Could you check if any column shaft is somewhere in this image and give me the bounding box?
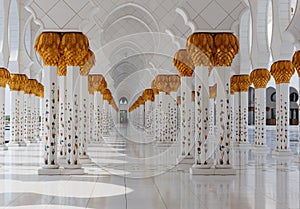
[19,91,26,146]
[34,96,40,141]
[154,94,159,140]
[276,83,290,151]
[42,66,59,168]
[94,92,103,142]
[58,76,66,157]
[208,98,215,138]
[65,66,80,167]
[234,92,240,144]
[0,87,7,149]
[169,92,177,142]
[79,76,89,156]
[9,91,19,145]
[89,93,94,144]
[180,76,193,157]
[254,88,267,146]
[145,100,151,135]
[240,91,248,144]
[194,66,211,166]
[215,68,232,167]
[102,100,109,136]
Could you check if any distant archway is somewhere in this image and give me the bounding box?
[119,97,128,105]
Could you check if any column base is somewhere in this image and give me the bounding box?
[232,141,240,147]
[176,155,194,165]
[190,166,236,175]
[30,139,38,143]
[0,145,8,151]
[38,166,84,175]
[19,141,27,147]
[62,164,82,169]
[89,142,104,147]
[61,167,85,175]
[8,142,24,147]
[252,145,270,153]
[237,142,251,148]
[272,150,293,158]
[79,155,92,164]
[38,167,63,175]
[156,142,174,147]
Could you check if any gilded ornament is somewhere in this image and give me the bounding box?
[214,33,239,67]
[58,55,67,76]
[35,32,61,66]
[236,75,251,92]
[250,68,271,89]
[80,49,95,76]
[270,60,295,84]
[187,33,214,66]
[60,32,89,66]
[168,75,181,92]
[0,67,10,88]
[292,51,300,77]
[174,49,194,77]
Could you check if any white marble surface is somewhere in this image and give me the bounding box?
[0,124,299,209]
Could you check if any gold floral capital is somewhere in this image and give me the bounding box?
[250,68,271,89]
[270,60,295,84]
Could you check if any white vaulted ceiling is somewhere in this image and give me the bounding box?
[24,0,248,102]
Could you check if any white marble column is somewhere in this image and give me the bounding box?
[25,93,34,143]
[79,75,89,157]
[64,66,81,169]
[9,91,19,146]
[208,97,215,138]
[23,93,28,143]
[230,92,235,143]
[154,93,159,140]
[215,68,233,170]
[58,75,67,157]
[139,104,145,129]
[234,91,240,144]
[102,100,110,136]
[41,66,59,169]
[274,83,291,154]
[94,91,103,142]
[145,100,152,135]
[232,75,251,146]
[40,91,45,143]
[169,92,177,142]
[239,91,249,145]
[193,66,212,168]
[158,92,165,143]
[0,86,7,150]
[179,76,193,160]
[88,93,94,144]
[18,90,26,146]
[33,95,40,142]
[253,88,268,148]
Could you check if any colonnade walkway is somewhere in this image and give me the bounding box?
[0,123,300,209]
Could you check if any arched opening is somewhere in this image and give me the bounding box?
[289,88,299,125]
[119,97,128,105]
[119,97,128,123]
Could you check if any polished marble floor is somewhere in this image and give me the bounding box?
[0,124,300,209]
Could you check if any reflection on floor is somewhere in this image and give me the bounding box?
[0,124,300,209]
